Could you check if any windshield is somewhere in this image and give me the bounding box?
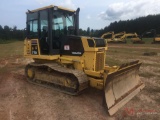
[26,9,75,39]
[52,10,75,38]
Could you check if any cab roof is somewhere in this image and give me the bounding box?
[27,5,75,13]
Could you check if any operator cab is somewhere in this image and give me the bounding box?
[26,5,79,55]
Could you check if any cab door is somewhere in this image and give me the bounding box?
[39,10,49,55]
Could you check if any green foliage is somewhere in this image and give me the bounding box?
[142,38,153,44]
[2,14,160,40]
[103,14,160,35]
[0,25,25,43]
[87,27,90,36]
[79,14,160,38]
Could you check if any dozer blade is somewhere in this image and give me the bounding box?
[104,60,145,116]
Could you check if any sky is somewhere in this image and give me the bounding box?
[0,0,160,30]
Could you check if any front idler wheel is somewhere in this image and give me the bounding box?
[25,65,35,81]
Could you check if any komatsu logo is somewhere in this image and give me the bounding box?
[72,52,81,55]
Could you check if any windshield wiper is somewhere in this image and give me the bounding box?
[64,14,72,24]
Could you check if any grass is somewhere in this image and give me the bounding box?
[142,63,160,68]
[0,40,24,58]
[0,66,9,74]
[106,57,122,66]
[0,39,23,44]
[146,86,160,93]
[139,72,156,78]
[143,52,157,56]
[142,38,154,44]
[108,43,160,57]
[0,40,12,44]
[106,43,160,80]
[125,38,153,44]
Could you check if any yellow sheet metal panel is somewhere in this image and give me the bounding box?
[104,66,119,73]
[80,37,107,71]
[27,5,75,13]
[60,55,83,70]
[155,37,160,41]
[24,38,60,60]
[88,77,103,90]
[84,70,103,78]
[24,39,40,56]
[81,37,99,51]
[83,51,96,70]
[24,39,31,55]
[24,55,60,60]
[131,37,141,41]
[58,6,75,12]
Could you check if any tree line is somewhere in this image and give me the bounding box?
[0,14,160,41]
[0,25,24,41]
[80,14,160,37]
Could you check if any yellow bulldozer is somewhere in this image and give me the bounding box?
[153,35,160,43]
[130,33,144,44]
[147,29,160,44]
[112,31,127,43]
[120,33,144,44]
[24,5,145,116]
[101,31,114,43]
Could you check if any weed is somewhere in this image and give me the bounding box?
[0,39,22,44]
[139,72,155,78]
[143,52,158,56]
[0,41,23,58]
[106,57,122,66]
[0,66,9,73]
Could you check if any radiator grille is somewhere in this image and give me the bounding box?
[95,52,104,71]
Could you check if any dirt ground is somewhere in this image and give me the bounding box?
[0,43,160,120]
